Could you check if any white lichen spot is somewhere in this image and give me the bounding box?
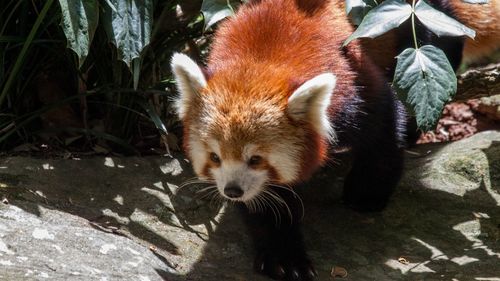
[0,166,7,169]
[139,276,151,281]
[113,195,124,205]
[99,244,117,254]
[159,159,183,176]
[37,272,49,278]
[0,260,13,266]
[104,157,115,167]
[32,228,54,240]
[16,256,28,262]
[42,163,54,170]
[117,164,125,168]
[24,269,33,276]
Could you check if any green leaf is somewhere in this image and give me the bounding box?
[201,0,242,31]
[345,0,378,26]
[414,0,475,38]
[58,0,99,67]
[344,0,412,46]
[394,45,457,131]
[103,0,153,68]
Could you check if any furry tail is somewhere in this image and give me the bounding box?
[449,0,500,62]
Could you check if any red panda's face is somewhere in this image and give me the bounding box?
[171,54,336,202]
[182,97,305,202]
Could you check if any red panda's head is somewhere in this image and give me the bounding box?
[171,53,336,202]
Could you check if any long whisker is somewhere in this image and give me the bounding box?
[196,188,219,201]
[196,185,218,194]
[260,192,281,226]
[264,189,293,225]
[178,178,215,189]
[267,183,305,220]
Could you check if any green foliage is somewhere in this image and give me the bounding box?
[102,0,153,68]
[0,0,205,153]
[413,0,475,38]
[344,0,412,45]
[394,46,457,131]
[345,0,476,130]
[57,0,99,67]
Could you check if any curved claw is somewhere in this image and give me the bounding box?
[254,252,317,281]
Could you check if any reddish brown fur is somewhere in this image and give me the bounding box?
[194,0,366,179]
[448,0,500,62]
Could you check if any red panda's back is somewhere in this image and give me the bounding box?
[206,0,364,110]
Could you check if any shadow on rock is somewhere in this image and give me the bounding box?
[0,131,499,280]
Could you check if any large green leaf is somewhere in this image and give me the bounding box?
[103,0,153,68]
[415,0,475,38]
[343,0,412,46]
[394,45,457,131]
[201,0,242,31]
[58,0,99,67]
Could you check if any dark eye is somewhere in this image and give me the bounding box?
[248,155,263,166]
[209,152,221,164]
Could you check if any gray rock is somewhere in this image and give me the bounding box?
[0,131,499,280]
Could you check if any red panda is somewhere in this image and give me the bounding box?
[171,0,405,280]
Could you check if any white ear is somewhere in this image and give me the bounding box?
[287,73,337,141]
[170,53,207,119]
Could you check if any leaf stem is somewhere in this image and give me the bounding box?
[411,0,419,49]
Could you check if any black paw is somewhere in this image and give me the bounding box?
[254,251,317,281]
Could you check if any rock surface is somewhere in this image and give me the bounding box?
[0,131,499,280]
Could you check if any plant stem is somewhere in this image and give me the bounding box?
[411,0,419,49]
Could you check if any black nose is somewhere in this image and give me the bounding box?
[224,183,244,198]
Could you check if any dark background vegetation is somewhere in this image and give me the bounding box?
[0,0,209,156]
